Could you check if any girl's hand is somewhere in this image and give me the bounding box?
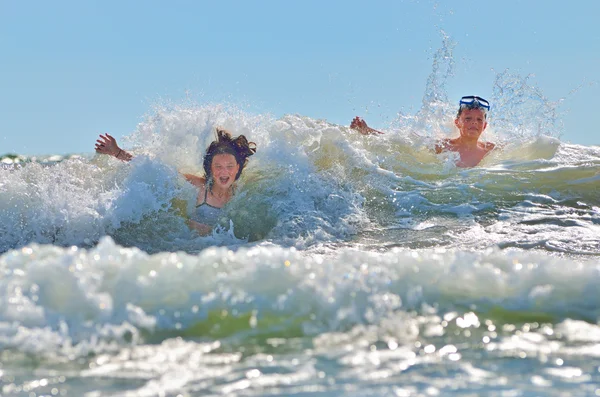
[95,133,121,157]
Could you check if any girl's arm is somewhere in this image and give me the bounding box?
[187,219,213,236]
[95,133,133,161]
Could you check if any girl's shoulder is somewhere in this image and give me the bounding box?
[182,173,206,188]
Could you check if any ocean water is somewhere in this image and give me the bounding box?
[2,51,600,396]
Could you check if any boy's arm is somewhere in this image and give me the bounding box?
[350,117,384,135]
[435,139,452,154]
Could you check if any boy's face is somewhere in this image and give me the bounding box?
[455,108,487,140]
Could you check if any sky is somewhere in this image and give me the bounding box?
[1,0,599,156]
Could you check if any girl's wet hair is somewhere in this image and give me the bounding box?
[203,128,257,181]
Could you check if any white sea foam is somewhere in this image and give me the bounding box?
[0,237,598,357]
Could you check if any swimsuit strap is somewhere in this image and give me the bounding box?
[195,185,211,208]
[196,184,220,209]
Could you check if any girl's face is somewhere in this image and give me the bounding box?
[210,153,240,190]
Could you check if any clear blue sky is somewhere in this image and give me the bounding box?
[1,0,599,155]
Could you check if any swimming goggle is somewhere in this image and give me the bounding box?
[459,95,490,110]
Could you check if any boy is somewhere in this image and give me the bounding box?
[350,95,495,168]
